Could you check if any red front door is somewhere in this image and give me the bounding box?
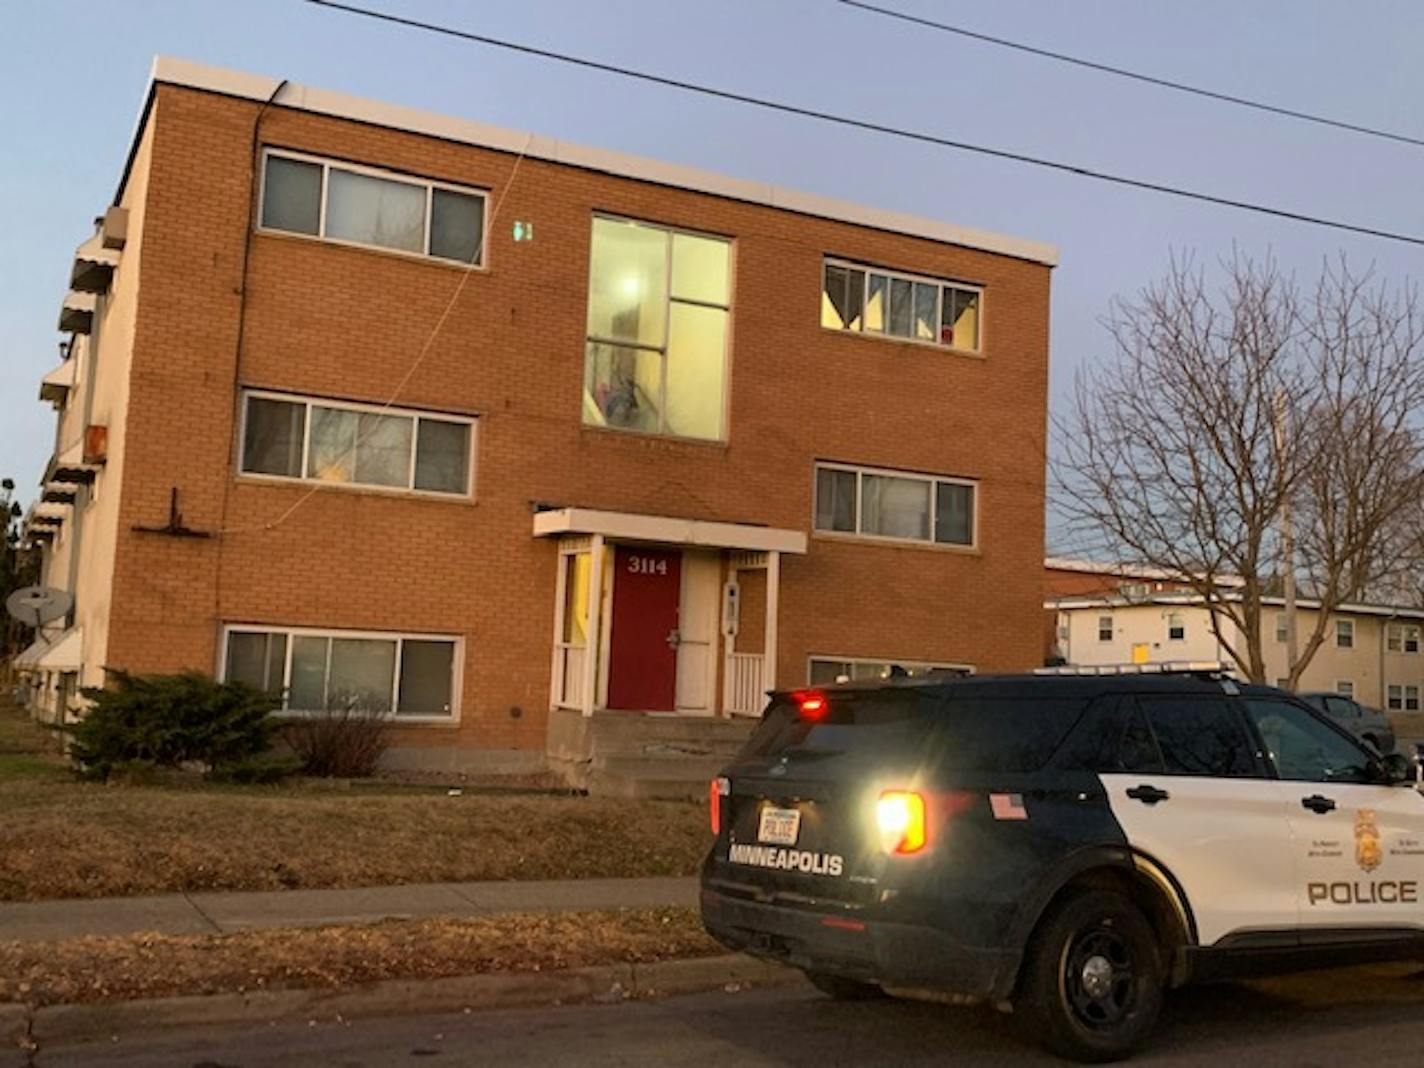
[607,547,682,711]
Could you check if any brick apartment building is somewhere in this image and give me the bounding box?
[17,58,1056,785]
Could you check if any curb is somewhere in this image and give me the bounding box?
[22,954,801,1049]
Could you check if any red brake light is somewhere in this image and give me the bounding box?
[794,691,828,719]
[709,776,730,835]
[876,790,928,854]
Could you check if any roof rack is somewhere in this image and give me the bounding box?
[1034,661,1229,677]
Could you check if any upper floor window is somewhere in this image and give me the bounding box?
[583,216,731,442]
[260,149,486,264]
[1335,679,1355,698]
[1275,613,1288,643]
[1335,619,1354,649]
[240,390,473,497]
[1166,612,1185,642]
[822,259,981,352]
[1387,623,1421,653]
[814,462,975,547]
[1098,616,1114,643]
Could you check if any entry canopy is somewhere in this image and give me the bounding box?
[533,507,807,555]
[14,628,82,672]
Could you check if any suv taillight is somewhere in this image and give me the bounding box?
[877,790,927,854]
[710,776,731,835]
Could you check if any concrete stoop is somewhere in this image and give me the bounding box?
[547,708,756,800]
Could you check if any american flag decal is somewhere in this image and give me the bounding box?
[990,793,1028,821]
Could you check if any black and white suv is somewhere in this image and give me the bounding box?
[701,671,1424,1062]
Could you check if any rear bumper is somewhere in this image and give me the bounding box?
[700,885,1019,1001]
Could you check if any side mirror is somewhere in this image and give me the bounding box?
[1376,752,1416,786]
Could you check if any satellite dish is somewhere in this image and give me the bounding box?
[5,586,74,628]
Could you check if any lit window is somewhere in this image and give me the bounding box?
[224,626,457,718]
[822,259,981,352]
[583,217,731,441]
[241,391,472,497]
[813,462,975,547]
[1336,620,1354,649]
[260,150,486,264]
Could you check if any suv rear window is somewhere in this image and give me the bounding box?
[740,689,1088,772]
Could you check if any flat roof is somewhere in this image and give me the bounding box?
[1047,592,1424,621]
[121,56,1057,267]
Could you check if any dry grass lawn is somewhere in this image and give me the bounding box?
[0,907,720,1006]
[0,698,710,902]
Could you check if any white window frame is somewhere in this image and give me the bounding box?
[583,213,733,443]
[1335,679,1355,698]
[238,389,476,499]
[812,461,978,549]
[1166,612,1185,642]
[1335,619,1354,649]
[258,148,489,267]
[220,623,463,724]
[807,655,975,684]
[1388,684,1404,711]
[1408,685,1422,712]
[1389,623,1421,654]
[1275,613,1288,643]
[1098,616,1114,643]
[822,257,984,355]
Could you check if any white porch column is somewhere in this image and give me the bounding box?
[581,534,605,717]
[763,550,780,703]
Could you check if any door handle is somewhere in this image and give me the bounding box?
[1301,794,1337,814]
[666,629,681,650]
[1126,784,1170,805]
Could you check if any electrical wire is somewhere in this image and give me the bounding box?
[837,0,1424,150]
[299,0,1424,248]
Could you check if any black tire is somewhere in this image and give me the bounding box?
[805,971,885,1000]
[1015,890,1164,1063]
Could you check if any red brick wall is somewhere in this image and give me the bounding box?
[106,84,1051,751]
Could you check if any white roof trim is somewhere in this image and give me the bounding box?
[39,360,76,402]
[533,507,808,554]
[75,231,120,268]
[143,56,1058,267]
[1045,556,1247,587]
[1047,592,1424,621]
[19,628,83,672]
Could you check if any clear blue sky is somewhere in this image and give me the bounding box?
[3,0,1422,539]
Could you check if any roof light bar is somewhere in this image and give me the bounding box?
[1034,661,1229,677]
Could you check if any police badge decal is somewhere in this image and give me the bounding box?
[1356,808,1383,873]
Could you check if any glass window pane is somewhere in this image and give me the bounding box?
[814,468,856,532]
[670,232,730,306]
[843,269,864,331]
[1244,698,1372,783]
[587,218,669,347]
[328,638,396,712]
[242,398,305,477]
[397,640,455,715]
[353,412,413,488]
[864,273,887,332]
[888,278,913,337]
[808,659,849,685]
[821,264,848,330]
[1139,697,1256,778]
[307,407,357,483]
[913,283,938,341]
[261,156,320,235]
[942,287,980,350]
[664,303,726,440]
[326,168,425,253]
[226,632,270,690]
[862,474,930,540]
[289,636,329,711]
[583,342,662,434]
[429,188,484,263]
[414,419,470,493]
[934,482,974,545]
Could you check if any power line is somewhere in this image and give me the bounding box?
[300,0,1424,249]
[837,0,1424,150]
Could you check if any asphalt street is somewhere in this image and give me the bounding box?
[23,963,1424,1067]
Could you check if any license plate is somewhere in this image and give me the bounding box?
[758,806,801,846]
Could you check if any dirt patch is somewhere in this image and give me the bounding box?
[0,907,720,1006]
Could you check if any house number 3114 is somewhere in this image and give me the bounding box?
[628,556,668,576]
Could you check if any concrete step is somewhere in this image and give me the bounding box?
[587,753,731,800]
[587,714,757,745]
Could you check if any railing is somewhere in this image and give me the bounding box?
[555,643,586,709]
[725,652,766,716]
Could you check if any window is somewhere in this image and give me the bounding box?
[1335,680,1355,699]
[1166,613,1185,642]
[1138,696,1257,778]
[241,391,473,496]
[822,259,981,352]
[1388,684,1403,711]
[1275,613,1288,643]
[1336,619,1354,649]
[808,657,972,684]
[813,462,976,547]
[1098,616,1114,643]
[583,216,731,441]
[224,626,458,718]
[1388,623,1421,653]
[1243,697,1372,784]
[1058,696,1164,775]
[260,150,486,264]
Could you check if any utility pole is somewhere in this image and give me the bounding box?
[1273,393,1298,686]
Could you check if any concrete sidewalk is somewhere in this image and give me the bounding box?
[0,875,698,944]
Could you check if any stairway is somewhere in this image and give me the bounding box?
[546,708,757,800]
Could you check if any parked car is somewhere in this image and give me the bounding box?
[1298,692,1396,754]
[701,670,1424,1061]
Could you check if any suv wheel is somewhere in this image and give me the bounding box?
[805,971,885,1000]
[1017,890,1163,1063]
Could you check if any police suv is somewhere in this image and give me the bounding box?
[700,668,1424,1062]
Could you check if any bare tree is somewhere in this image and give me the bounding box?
[1054,253,1424,685]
